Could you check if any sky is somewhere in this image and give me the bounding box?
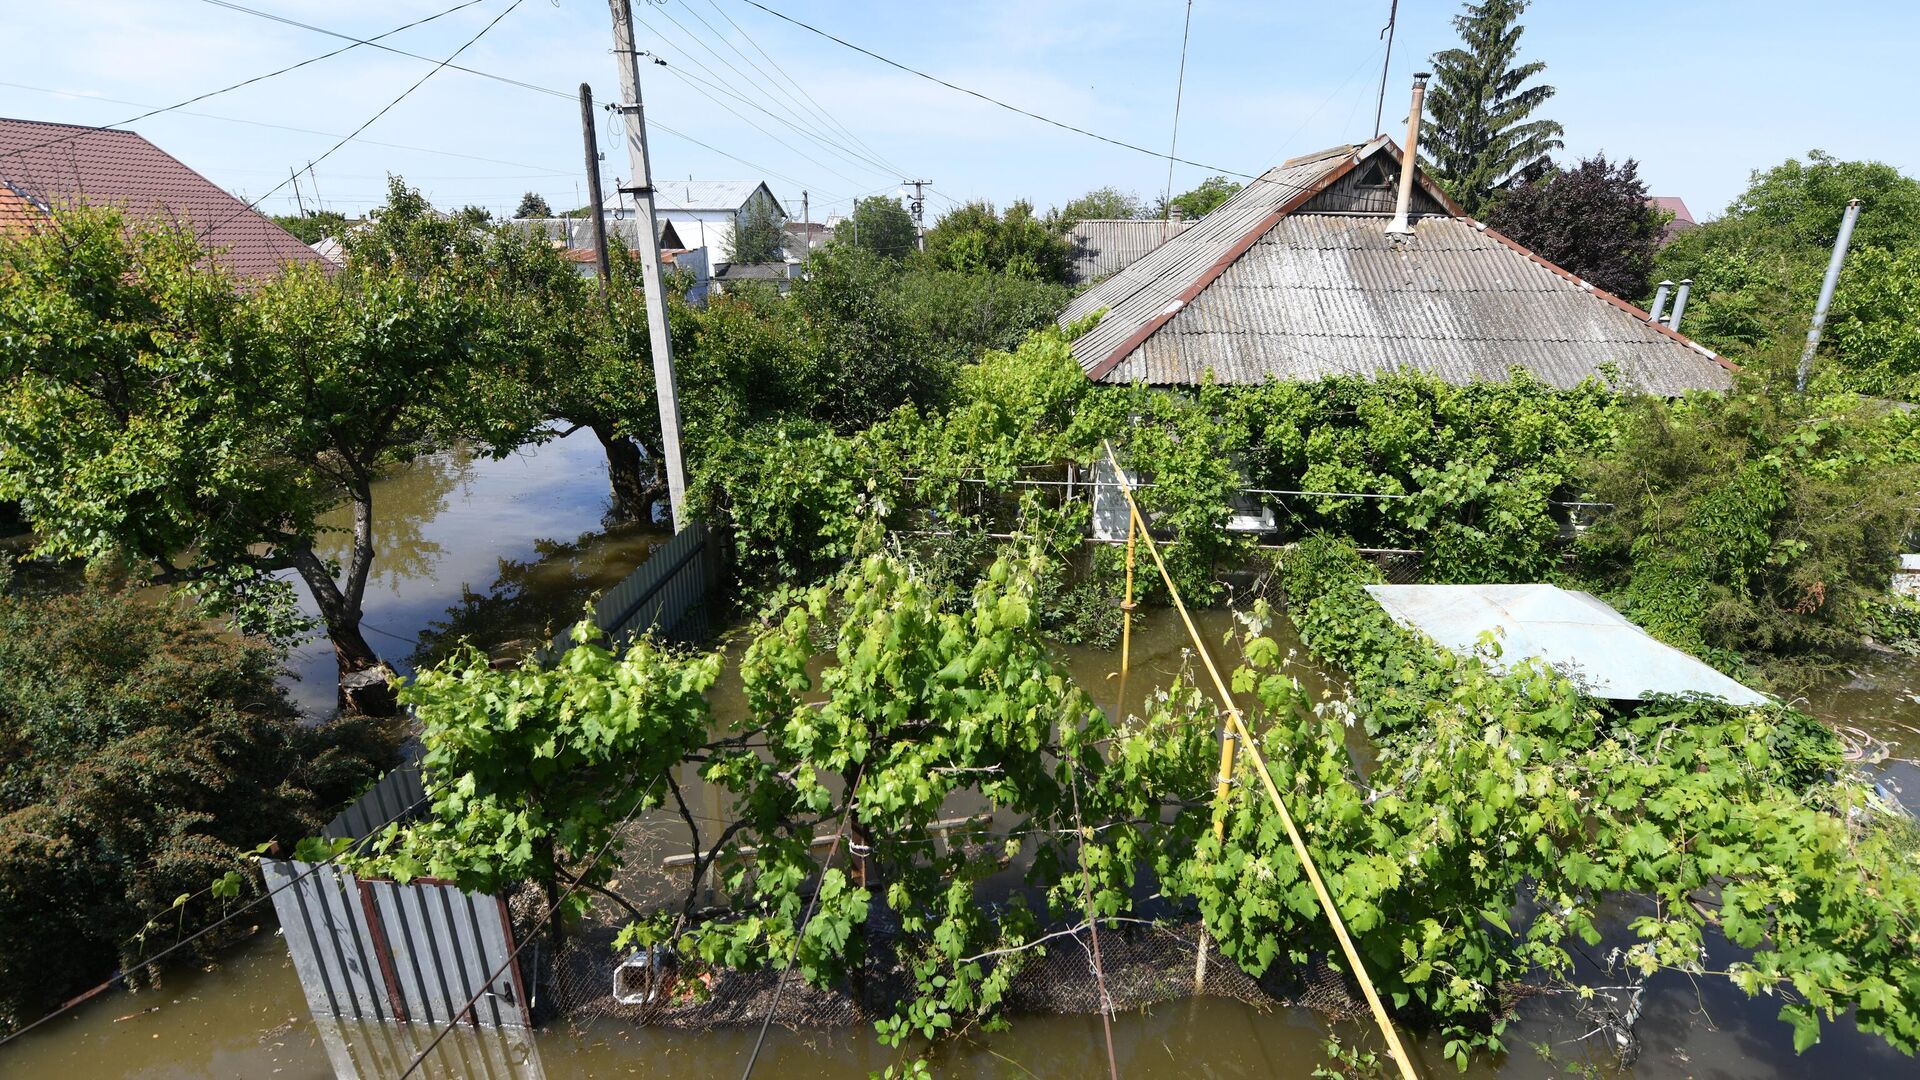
[3,1,1916,228]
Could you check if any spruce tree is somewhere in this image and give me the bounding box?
[1423,0,1564,216]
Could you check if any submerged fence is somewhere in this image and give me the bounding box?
[266,521,726,1033]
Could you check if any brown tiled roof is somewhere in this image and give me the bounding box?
[0,117,323,280]
[0,180,42,236]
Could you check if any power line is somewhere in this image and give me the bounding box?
[197,0,573,102]
[700,0,909,178]
[200,0,532,238]
[733,0,1260,180]
[0,80,575,177]
[0,0,491,164]
[644,56,873,189]
[1162,0,1196,218]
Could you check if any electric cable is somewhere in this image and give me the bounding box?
[197,0,532,239]
[734,0,1259,179]
[0,0,491,164]
[1162,0,1196,223]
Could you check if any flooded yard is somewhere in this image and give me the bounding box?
[6,440,1918,1078]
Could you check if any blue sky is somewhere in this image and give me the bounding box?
[3,1,1915,226]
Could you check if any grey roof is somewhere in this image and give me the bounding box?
[604,179,775,213]
[1364,584,1770,706]
[1066,218,1193,284]
[1061,139,1733,395]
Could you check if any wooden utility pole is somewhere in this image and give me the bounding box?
[606,0,689,531]
[579,83,613,297]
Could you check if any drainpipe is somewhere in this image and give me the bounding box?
[1797,198,1862,392]
[1647,280,1673,324]
[1667,279,1692,332]
[1384,72,1430,236]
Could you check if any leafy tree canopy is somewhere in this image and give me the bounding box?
[1487,154,1663,299]
[1055,185,1144,225]
[725,195,787,264]
[1158,175,1243,219]
[922,200,1073,283]
[271,208,350,245]
[1423,0,1565,215]
[514,192,553,219]
[846,195,918,261]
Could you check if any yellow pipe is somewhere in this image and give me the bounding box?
[1113,508,1138,722]
[1100,441,1421,1080]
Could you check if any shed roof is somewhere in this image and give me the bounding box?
[1061,139,1733,395]
[0,117,324,280]
[1066,218,1194,284]
[1363,583,1770,706]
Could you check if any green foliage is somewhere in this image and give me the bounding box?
[1235,539,1917,1068]
[1054,185,1144,225]
[1573,387,1920,690]
[725,196,787,264]
[847,195,918,261]
[890,268,1071,367]
[1160,175,1243,219]
[0,585,397,1032]
[1655,151,1920,390]
[271,208,350,245]
[513,192,552,219]
[921,200,1073,283]
[357,623,718,908]
[1423,0,1565,215]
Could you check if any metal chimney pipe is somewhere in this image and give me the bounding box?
[1647,280,1673,324]
[1797,198,1862,392]
[1385,72,1430,236]
[1667,279,1692,332]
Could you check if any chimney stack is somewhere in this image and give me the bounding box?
[1169,204,1184,224]
[1647,280,1674,324]
[1668,279,1693,332]
[1385,72,1430,236]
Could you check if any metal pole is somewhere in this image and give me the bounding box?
[579,83,613,297]
[1372,0,1400,138]
[1797,198,1862,392]
[1647,280,1673,324]
[289,167,306,216]
[606,0,689,530]
[1384,73,1429,236]
[1667,278,1692,333]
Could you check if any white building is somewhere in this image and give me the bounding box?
[604,179,782,262]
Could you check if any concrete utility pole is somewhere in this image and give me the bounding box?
[801,190,809,255]
[606,0,689,531]
[903,178,931,251]
[1797,198,1862,393]
[579,83,613,298]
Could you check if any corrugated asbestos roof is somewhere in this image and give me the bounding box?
[1061,139,1733,395]
[0,117,324,280]
[1066,218,1193,283]
[606,179,774,212]
[1364,584,1770,706]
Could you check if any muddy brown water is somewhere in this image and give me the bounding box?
[6,437,1918,1078]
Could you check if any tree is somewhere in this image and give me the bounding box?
[1056,185,1143,226]
[922,200,1072,283]
[1423,0,1565,216]
[1158,175,1242,219]
[514,192,553,219]
[725,195,786,264]
[1487,154,1663,299]
[846,195,918,260]
[271,208,350,245]
[0,183,542,706]
[0,581,397,1031]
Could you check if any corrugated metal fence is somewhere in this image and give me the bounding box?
[265,521,724,1033]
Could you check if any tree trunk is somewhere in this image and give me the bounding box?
[593,420,662,523]
[288,480,396,716]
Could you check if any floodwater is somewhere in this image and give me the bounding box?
[7,442,1920,1078]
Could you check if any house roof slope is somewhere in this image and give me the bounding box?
[609,179,775,212]
[0,117,324,280]
[1061,140,1732,395]
[1066,218,1194,284]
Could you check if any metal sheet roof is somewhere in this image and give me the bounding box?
[605,179,775,212]
[1066,218,1193,284]
[1061,140,1733,396]
[0,117,325,280]
[1363,583,1770,706]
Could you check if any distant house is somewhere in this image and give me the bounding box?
[1062,138,1734,396]
[783,219,831,261]
[1648,196,1698,245]
[0,116,325,280]
[1066,217,1194,284]
[603,179,781,262]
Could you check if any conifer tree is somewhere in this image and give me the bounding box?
[1423,0,1564,215]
